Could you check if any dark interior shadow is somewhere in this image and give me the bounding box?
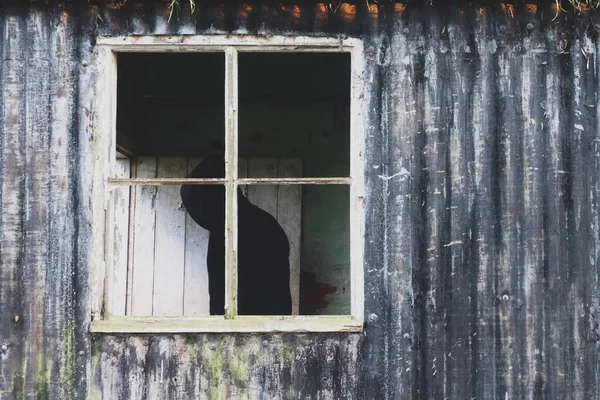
[180,156,292,315]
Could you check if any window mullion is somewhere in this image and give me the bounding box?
[350,45,365,320]
[224,47,239,319]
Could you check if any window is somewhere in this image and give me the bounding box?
[91,36,365,333]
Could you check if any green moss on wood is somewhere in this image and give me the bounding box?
[200,339,226,400]
[281,346,296,365]
[59,322,76,398]
[229,348,249,388]
[11,374,25,400]
[87,340,104,400]
[34,352,51,400]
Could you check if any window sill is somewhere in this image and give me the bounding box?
[90,315,363,334]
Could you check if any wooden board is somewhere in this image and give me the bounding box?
[110,159,131,316]
[152,157,187,316]
[247,158,278,218]
[130,157,157,316]
[183,157,211,316]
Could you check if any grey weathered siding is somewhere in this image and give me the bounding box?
[365,4,600,398]
[0,5,96,399]
[1,1,599,399]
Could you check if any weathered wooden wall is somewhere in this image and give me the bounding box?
[1,1,600,399]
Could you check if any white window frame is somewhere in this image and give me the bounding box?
[90,35,365,333]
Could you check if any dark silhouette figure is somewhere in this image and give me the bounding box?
[180,156,292,315]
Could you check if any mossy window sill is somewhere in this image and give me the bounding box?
[90,315,363,333]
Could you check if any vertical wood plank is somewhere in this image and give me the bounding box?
[131,157,157,316]
[153,157,187,316]
[183,157,210,316]
[277,159,302,315]
[1,14,28,398]
[110,159,131,316]
[125,161,137,315]
[247,158,278,217]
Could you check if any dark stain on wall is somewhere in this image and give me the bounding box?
[299,270,338,314]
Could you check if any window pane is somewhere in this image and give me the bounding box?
[114,157,226,317]
[114,52,227,317]
[237,183,350,316]
[238,53,351,178]
[116,52,226,160]
[299,184,350,315]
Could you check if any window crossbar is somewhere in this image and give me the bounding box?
[106,177,351,186]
